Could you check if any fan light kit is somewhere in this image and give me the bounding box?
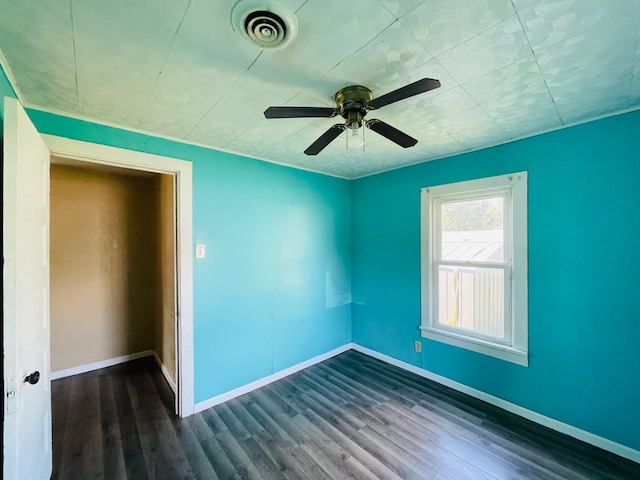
[264,78,441,155]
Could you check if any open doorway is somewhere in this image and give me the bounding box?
[49,159,179,411]
[43,134,194,416]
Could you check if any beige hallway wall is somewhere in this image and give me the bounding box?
[50,164,160,372]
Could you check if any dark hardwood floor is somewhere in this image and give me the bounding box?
[52,351,640,479]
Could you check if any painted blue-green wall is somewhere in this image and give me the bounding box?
[0,63,18,127]
[352,109,640,450]
[190,153,351,400]
[21,107,351,403]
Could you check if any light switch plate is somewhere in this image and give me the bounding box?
[195,244,206,259]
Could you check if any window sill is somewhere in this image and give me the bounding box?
[420,326,528,367]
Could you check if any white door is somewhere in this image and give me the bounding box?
[3,97,52,480]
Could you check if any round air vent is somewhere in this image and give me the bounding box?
[230,0,298,50]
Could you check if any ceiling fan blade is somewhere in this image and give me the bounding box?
[366,120,418,148]
[369,78,441,109]
[304,124,345,155]
[264,106,337,119]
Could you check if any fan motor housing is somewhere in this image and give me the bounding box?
[335,85,373,128]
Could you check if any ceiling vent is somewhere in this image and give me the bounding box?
[231,0,298,50]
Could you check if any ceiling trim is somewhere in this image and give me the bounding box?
[20,103,352,180]
[350,105,640,181]
[21,102,640,183]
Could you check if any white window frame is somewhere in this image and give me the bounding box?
[420,172,528,366]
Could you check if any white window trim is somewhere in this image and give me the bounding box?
[420,172,528,366]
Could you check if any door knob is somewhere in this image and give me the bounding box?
[24,371,40,385]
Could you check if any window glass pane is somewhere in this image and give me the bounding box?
[437,265,504,338]
[440,197,504,262]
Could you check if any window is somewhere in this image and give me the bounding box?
[420,172,528,366]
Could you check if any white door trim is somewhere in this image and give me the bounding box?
[42,134,195,417]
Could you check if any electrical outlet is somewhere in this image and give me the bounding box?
[414,340,422,353]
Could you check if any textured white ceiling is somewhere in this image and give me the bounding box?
[1,0,639,178]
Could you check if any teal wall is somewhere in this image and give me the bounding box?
[351,109,640,450]
[190,153,351,400]
[0,63,18,127]
[22,108,352,403]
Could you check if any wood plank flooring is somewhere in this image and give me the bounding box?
[52,351,640,479]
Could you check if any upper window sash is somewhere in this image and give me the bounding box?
[431,187,512,266]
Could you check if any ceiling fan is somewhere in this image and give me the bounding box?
[263,78,441,155]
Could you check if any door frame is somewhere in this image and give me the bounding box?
[43,134,195,417]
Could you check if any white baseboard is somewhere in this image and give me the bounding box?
[50,350,154,380]
[153,351,177,394]
[351,344,640,464]
[194,344,352,413]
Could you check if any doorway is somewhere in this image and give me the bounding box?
[49,160,179,409]
[43,134,194,416]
